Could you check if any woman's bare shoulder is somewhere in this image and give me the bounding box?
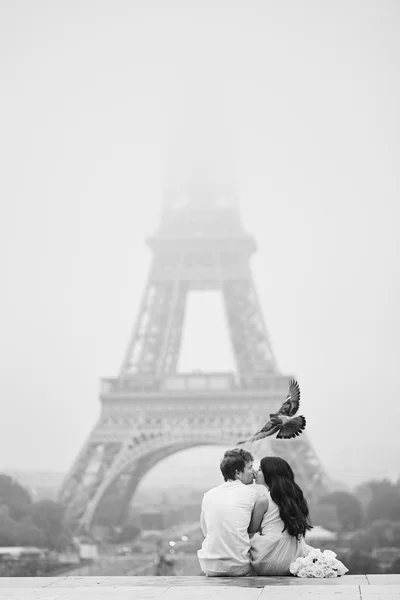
[253,483,269,498]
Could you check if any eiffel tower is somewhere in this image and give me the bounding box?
[58,182,328,533]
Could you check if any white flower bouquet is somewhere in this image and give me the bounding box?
[290,548,349,578]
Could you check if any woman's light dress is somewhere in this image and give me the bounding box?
[250,489,313,576]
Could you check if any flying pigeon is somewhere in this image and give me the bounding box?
[238,378,306,443]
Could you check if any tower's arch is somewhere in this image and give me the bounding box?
[60,411,327,533]
[88,436,239,530]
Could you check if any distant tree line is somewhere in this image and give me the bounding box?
[309,477,400,574]
[0,474,72,551]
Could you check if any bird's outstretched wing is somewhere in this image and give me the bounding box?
[237,420,281,444]
[276,415,306,439]
[277,378,301,417]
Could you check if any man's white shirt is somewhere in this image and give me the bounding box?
[197,480,265,576]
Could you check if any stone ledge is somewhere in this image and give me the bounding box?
[0,575,399,600]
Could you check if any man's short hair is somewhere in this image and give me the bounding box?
[220,448,254,482]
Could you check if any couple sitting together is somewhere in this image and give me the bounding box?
[197,448,313,577]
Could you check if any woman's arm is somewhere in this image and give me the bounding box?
[248,496,269,534]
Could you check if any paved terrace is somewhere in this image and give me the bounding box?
[0,575,400,599]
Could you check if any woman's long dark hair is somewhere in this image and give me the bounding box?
[260,456,312,540]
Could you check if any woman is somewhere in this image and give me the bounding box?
[248,456,313,576]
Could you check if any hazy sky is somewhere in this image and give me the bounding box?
[1,1,399,489]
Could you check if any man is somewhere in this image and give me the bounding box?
[197,448,266,577]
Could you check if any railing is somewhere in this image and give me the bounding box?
[101,372,290,394]
[161,373,236,391]
[101,377,160,394]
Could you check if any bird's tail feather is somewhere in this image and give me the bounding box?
[276,415,306,439]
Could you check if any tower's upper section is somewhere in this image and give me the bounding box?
[147,181,257,255]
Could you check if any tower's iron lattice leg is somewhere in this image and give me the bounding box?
[223,277,277,386]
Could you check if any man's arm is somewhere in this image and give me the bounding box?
[200,509,207,536]
[248,496,269,534]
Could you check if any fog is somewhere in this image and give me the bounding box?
[0,0,399,489]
